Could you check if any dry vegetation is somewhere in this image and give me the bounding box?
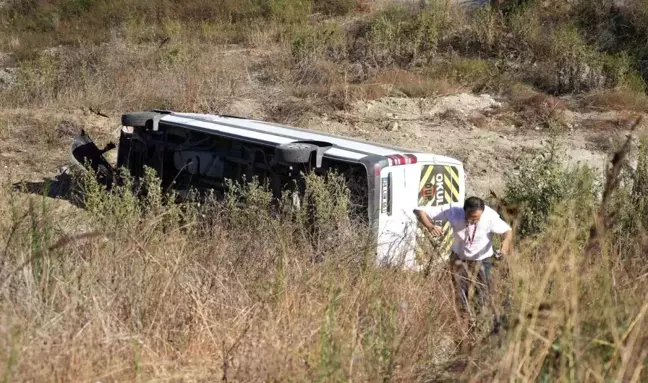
[2,129,648,382]
[2,0,648,115]
[1,0,648,381]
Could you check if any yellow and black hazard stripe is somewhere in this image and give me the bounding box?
[417,165,460,259]
[418,165,461,207]
[443,165,460,204]
[440,221,453,257]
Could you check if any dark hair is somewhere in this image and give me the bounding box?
[464,196,485,215]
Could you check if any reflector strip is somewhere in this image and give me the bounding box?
[386,154,418,166]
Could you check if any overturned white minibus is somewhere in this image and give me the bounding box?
[71,110,465,268]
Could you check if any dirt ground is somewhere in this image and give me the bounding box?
[0,91,640,203]
[314,93,644,196]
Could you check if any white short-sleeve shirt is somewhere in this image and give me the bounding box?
[415,203,511,261]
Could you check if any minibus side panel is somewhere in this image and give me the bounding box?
[376,164,420,269]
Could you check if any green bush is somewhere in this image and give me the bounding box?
[3,0,57,33]
[518,23,605,94]
[503,133,601,237]
[61,0,96,18]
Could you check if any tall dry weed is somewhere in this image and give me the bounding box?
[2,135,648,380]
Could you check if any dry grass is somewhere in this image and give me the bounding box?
[0,171,462,381]
[2,2,648,380]
[496,87,570,130]
[585,89,648,113]
[1,139,648,381]
[3,0,648,118]
[0,40,281,114]
[370,68,464,98]
[291,68,464,113]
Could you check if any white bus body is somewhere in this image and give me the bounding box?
[71,110,466,269]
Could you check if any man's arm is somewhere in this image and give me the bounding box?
[413,204,460,237]
[490,211,513,256]
[414,208,444,236]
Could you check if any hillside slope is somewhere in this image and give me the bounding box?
[1,1,648,382]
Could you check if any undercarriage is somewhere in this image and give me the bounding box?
[71,118,369,218]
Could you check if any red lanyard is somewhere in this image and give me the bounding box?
[466,223,478,246]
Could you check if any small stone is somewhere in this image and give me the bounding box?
[387,121,400,132]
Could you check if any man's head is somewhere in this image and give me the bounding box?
[464,196,485,224]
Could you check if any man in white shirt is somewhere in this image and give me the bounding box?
[413,196,512,318]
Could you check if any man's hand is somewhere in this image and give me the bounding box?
[499,229,513,256]
[429,225,444,237]
[413,209,444,237]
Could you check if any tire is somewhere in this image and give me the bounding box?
[121,112,159,128]
[275,142,317,164]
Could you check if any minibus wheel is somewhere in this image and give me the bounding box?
[275,142,318,164]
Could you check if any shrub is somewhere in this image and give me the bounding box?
[313,0,361,16]
[76,165,185,234]
[61,0,96,18]
[631,138,648,211]
[264,0,312,24]
[601,52,646,91]
[290,22,345,63]
[2,0,57,33]
[503,131,601,236]
[424,57,498,92]
[13,52,68,104]
[611,137,648,240]
[521,24,605,94]
[361,4,443,67]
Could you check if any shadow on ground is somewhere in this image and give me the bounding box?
[11,172,84,208]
